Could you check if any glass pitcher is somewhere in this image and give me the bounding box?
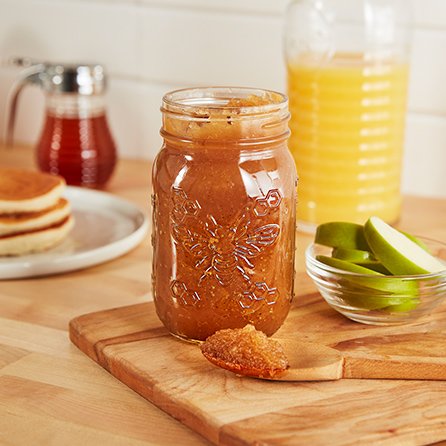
[285,0,412,232]
[6,59,117,188]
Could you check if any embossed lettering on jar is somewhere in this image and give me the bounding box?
[152,87,297,342]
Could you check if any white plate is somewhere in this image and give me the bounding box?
[0,187,149,280]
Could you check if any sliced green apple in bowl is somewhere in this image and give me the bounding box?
[331,247,375,262]
[311,217,446,315]
[315,222,370,250]
[364,217,445,275]
[316,255,418,310]
[383,300,421,313]
[331,246,391,274]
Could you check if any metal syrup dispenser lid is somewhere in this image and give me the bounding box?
[40,63,107,95]
[9,58,107,95]
[5,58,108,146]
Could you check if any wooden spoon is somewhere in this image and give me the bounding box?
[203,335,446,382]
[270,339,344,381]
[201,333,344,381]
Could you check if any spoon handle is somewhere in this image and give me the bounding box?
[274,341,344,382]
[335,333,446,381]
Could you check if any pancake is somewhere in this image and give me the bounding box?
[0,198,71,236]
[0,168,65,213]
[0,216,74,256]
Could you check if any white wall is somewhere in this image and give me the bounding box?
[0,0,445,198]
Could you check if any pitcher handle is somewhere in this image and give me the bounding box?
[4,62,45,148]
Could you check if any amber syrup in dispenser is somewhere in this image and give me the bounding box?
[6,61,117,188]
[37,93,117,187]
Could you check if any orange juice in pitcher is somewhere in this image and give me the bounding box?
[288,54,409,227]
[285,0,411,231]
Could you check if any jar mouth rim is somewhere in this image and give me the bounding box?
[162,86,288,118]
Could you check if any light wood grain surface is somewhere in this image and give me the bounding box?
[68,295,446,445]
[1,145,446,445]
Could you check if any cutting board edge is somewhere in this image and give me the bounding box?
[69,311,226,446]
[68,302,156,362]
[69,316,99,363]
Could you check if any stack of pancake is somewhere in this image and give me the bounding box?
[0,167,74,256]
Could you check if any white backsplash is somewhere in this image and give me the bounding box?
[0,0,445,198]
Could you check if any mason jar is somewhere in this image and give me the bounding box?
[151,87,297,342]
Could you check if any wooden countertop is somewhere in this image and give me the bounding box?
[1,146,445,445]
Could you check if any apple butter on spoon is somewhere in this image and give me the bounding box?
[200,325,343,381]
[201,325,289,379]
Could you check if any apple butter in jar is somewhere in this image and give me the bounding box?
[152,87,297,342]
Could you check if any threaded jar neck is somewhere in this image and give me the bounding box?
[161,87,290,147]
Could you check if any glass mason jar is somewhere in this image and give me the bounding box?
[151,87,297,342]
[285,0,412,232]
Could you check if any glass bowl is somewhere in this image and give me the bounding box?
[305,237,446,325]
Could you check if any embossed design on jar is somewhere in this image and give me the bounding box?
[172,212,279,286]
[170,280,201,307]
[172,187,201,223]
[239,282,280,313]
[253,189,282,217]
[170,187,282,310]
[151,193,157,248]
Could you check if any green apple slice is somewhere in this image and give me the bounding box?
[384,300,420,313]
[344,295,410,311]
[316,255,415,310]
[355,260,391,275]
[332,247,375,262]
[401,231,430,252]
[364,217,445,275]
[315,255,417,295]
[316,255,381,275]
[315,222,370,250]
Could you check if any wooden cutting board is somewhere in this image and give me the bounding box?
[69,286,446,446]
